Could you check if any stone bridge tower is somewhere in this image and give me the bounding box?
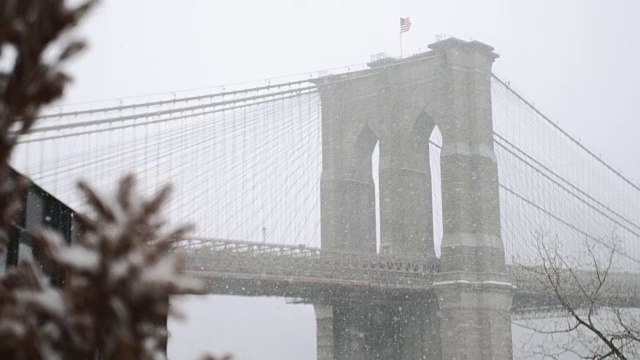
[313,38,513,359]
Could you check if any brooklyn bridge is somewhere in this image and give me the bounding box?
[7,38,640,359]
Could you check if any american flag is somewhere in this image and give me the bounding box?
[400,17,412,33]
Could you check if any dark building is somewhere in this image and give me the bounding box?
[2,169,168,357]
[3,168,78,285]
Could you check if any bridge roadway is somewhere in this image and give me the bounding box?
[174,238,640,312]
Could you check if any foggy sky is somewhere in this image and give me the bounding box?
[55,1,640,359]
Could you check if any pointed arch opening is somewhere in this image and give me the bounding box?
[354,124,381,253]
[429,125,443,258]
[372,140,380,253]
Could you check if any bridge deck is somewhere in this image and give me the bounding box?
[175,238,640,310]
[178,238,436,302]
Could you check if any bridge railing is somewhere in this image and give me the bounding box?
[509,264,640,309]
[174,237,321,257]
[173,238,437,289]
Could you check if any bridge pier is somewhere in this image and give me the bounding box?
[314,305,335,360]
[420,299,442,360]
[375,301,442,360]
[435,285,512,359]
[333,305,369,360]
[314,300,442,360]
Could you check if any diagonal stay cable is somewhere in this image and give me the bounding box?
[494,134,640,235]
[491,73,640,193]
[28,87,317,134]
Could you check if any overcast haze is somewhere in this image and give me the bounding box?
[52,1,640,359]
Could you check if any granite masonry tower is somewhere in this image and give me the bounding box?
[313,38,513,360]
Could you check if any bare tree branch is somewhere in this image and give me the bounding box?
[517,233,638,359]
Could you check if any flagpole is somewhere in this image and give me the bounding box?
[399,17,410,58]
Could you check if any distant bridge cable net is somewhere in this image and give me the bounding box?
[491,74,640,273]
[16,87,324,248]
[491,73,640,193]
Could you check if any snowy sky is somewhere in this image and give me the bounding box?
[53,1,640,359]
